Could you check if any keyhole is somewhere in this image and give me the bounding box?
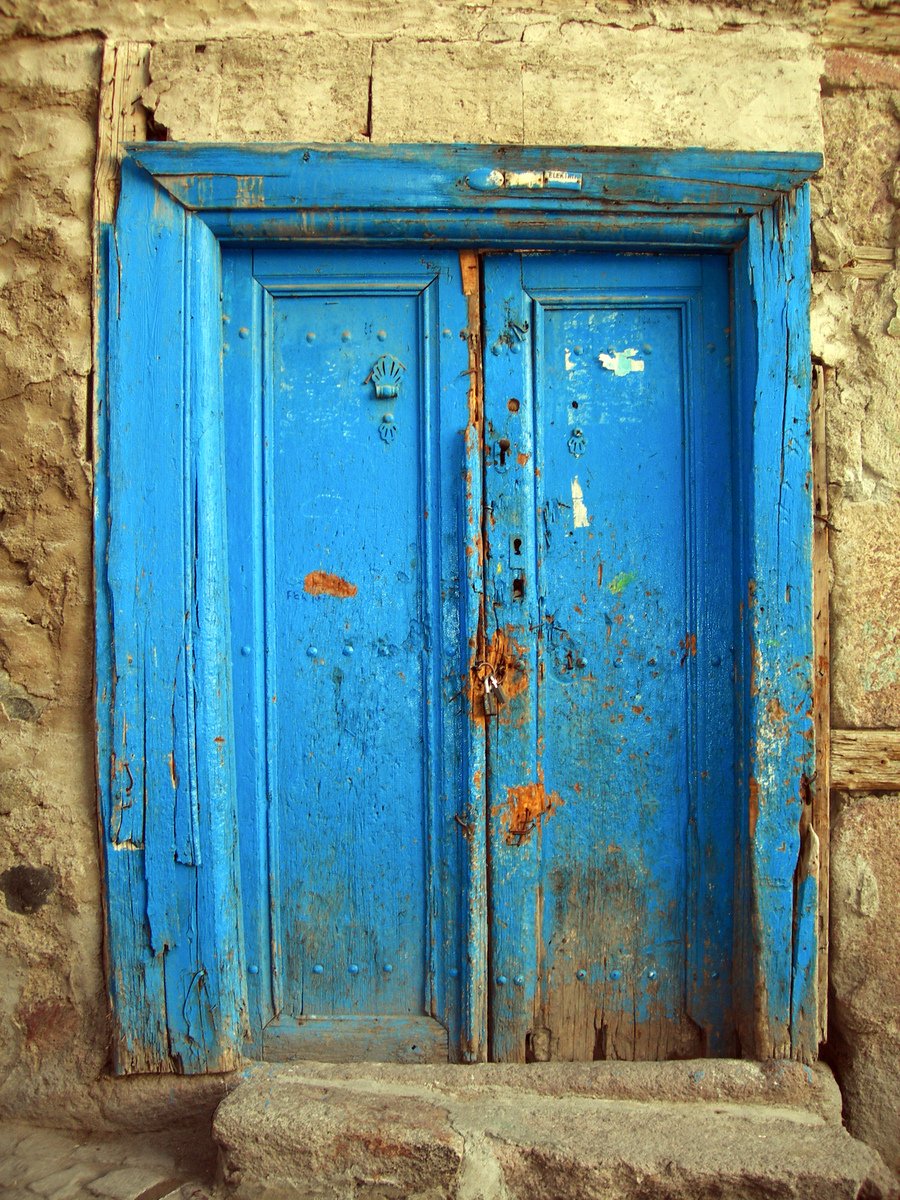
[512,537,522,555]
[498,437,511,467]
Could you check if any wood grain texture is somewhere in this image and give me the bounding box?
[94,40,150,225]
[811,363,829,1043]
[831,730,900,791]
[97,159,246,1073]
[823,0,900,52]
[459,249,488,1064]
[737,187,817,1063]
[128,144,821,246]
[263,1016,448,1064]
[132,143,823,216]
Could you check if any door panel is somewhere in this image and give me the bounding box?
[483,253,737,1061]
[223,248,473,1061]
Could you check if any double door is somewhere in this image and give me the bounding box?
[223,246,737,1063]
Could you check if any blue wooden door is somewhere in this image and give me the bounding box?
[223,248,474,1062]
[224,246,737,1063]
[482,253,737,1062]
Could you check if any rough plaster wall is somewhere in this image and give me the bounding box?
[809,46,900,1175]
[0,31,107,1114]
[143,21,823,148]
[812,53,900,727]
[0,0,896,1172]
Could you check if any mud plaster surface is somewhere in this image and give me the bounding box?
[0,1,897,1179]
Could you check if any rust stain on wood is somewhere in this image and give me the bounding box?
[499,776,562,845]
[488,626,528,701]
[303,570,358,598]
[678,632,697,665]
[748,775,760,839]
[470,625,529,719]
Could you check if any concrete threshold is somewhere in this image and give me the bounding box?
[213,1059,898,1200]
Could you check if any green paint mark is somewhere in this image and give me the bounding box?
[609,571,637,595]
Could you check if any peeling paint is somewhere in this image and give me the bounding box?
[608,571,636,595]
[571,476,589,529]
[599,348,645,375]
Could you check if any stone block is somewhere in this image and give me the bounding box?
[24,1161,99,1199]
[821,89,899,249]
[216,1072,464,1199]
[371,41,525,144]
[830,498,900,727]
[371,25,823,152]
[830,794,900,1175]
[213,1063,897,1200]
[521,26,823,151]
[144,37,372,142]
[87,1166,184,1198]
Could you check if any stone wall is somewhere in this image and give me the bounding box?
[0,0,896,1175]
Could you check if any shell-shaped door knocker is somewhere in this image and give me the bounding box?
[367,354,406,400]
[567,428,587,457]
[379,413,398,444]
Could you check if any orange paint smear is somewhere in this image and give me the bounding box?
[304,570,358,599]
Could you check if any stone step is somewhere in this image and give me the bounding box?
[213,1060,898,1200]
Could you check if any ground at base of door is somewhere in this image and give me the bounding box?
[0,1122,213,1200]
[215,1059,899,1200]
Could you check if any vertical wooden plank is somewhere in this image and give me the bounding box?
[830,731,900,790]
[183,212,249,1069]
[459,251,488,1062]
[731,235,756,1061]
[482,254,541,1063]
[93,40,150,228]
[743,186,818,1061]
[811,362,829,1044]
[222,251,271,1057]
[97,156,245,1073]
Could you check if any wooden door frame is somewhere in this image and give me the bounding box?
[95,142,822,1073]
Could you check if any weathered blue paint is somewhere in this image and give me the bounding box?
[222,247,473,1061]
[131,142,821,216]
[733,187,818,1060]
[483,253,736,1061]
[129,144,820,248]
[96,145,821,1073]
[96,159,246,1073]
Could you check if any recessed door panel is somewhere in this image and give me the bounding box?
[224,248,473,1061]
[483,253,737,1062]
